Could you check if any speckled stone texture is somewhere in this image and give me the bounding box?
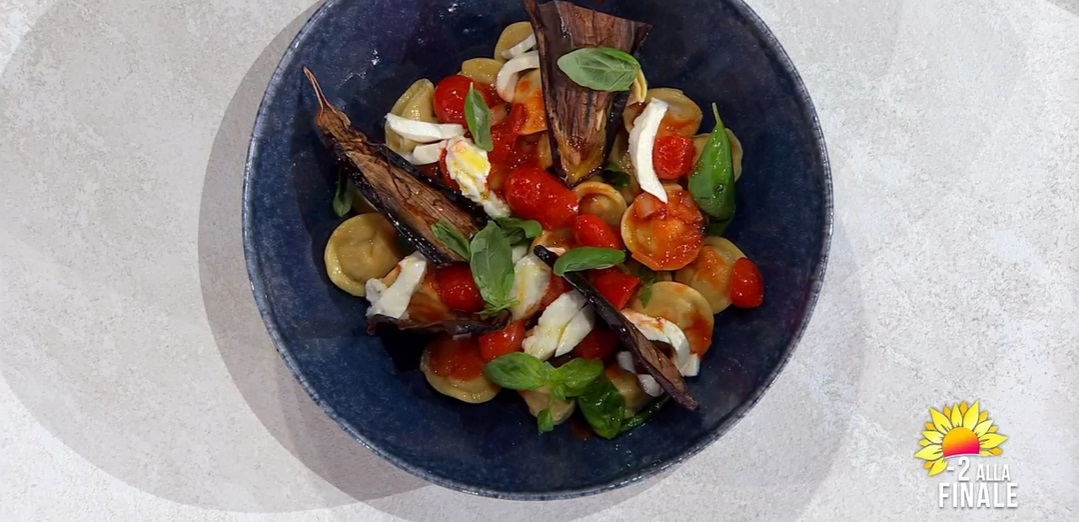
[1,0,1076,520]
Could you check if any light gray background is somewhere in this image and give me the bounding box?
[1,0,1077,520]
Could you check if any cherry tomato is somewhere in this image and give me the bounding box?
[437,150,461,191]
[572,327,619,361]
[540,275,571,309]
[590,268,640,310]
[433,75,499,125]
[435,264,485,313]
[653,135,697,180]
[729,257,764,308]
[573,214,624,250]
[478,320,526,362]
[426,336,485,380]
[503,166,579,230]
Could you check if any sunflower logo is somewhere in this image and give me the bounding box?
[914,401,1007,476]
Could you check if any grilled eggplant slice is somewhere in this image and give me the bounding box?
[303,67,485,266]
[523,0,651,186]
[533,245,698,410]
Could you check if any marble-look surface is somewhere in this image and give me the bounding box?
[1,0,1076,520]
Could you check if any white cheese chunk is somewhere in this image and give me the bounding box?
[522,290,590,360]
[621,309,698,377]
[501,33,537,59]
[385,114,464,143]
[443,137,511,218]
[628,98,670,203]
[511,245,528,263]
[510,254,551,321]
[366,253,427,319]
[554,308,594,358]
[616,350,665,396]
[496,51,540,102]
[407,141,446,165]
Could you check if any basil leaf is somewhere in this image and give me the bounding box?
[553,247,626,276]
[638,283,654,307]
[332,173,353,218]
[577,376,625,439]
[557,47,641,92]
[603,166,631,189]
[537,408,555,433]
[706,217,733,237]
[688,103,736,220]
[464,83,493,151]
[483,352,550,390]
[470,222,515,308]
[619,395,671,434]
[626,263,658,306]
[551,358,604,398]
[495,217,543,245]
[432,220,472,259]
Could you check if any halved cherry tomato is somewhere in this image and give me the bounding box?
[437,150,461,191]
[730,257,764,308]
[653,135,697,180]
[573,214,624,250]
[478,320,527,362]
[435,264,485,313]
[572,326,618,361]
[590,268,640,309]
[540,275,571,309]
[503,166,579,230]
[426,336,485,380]
[433,75,500,125]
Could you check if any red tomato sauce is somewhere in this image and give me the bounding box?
[426,336,486,380]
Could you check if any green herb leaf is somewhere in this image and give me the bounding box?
[537,408,555,433]
[495,217,543,246]
[619,395,671,434]
[465,83,493,151]
[469,222,516,308]
[626,263,658,307]
[577,376,625,439]
[432,220,472,259]
[483,352,551,390]
[557,47,641,92]
[550,358,604,398]
[332,173,353,218]
[688,103,736,220]
[553,247,626,276]
[603,165,631,189]
[705,217,733,237]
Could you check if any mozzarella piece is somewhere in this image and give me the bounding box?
[511,245,528,263]
[621,309,698,377]
[443,137,511,218]
[496,51,540,102]
[615,351,665,397]
[554,308,595,358]
[501,33,537,59]
[628,98,670,203]
[637,374,664,397]
[385,114,464,143]
[510,254,551,320]
[407,141,446,165]
[522,291,591,360]
[366,254,427,319]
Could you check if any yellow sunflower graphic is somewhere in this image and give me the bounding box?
[914,401,1007,476]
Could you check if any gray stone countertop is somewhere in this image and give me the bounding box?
[1,0,1077,520]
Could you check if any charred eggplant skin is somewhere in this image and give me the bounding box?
[533,246,698,410]
[524,0,651,186]
[303,67,485,267]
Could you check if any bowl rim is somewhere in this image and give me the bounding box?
[242,0,833,500]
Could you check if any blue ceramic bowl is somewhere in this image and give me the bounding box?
[244,0,831,499]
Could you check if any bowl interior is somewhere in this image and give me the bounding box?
[244,0,830,499]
